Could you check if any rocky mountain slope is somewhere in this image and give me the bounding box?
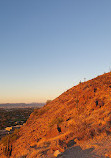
[0,72,111,158]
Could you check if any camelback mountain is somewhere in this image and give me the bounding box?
[0,72,111,158]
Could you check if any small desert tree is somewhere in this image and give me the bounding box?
[46,100,52,104]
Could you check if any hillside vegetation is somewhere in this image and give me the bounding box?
[0,72,111,158]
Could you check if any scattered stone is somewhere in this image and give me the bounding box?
[54,150,61,157]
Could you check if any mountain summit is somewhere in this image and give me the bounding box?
[0,72,111,158]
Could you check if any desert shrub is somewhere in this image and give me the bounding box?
[0,129,19,146]
[69,118,96,140]
[105,118,111,135]
[33,107,49,117]
[89,128,96,138]
[58,139,66,149]
[3,143,12,157]
[83,85,89,90]
[107,119,111,126]
[33,108,39,114]
[75,98,79,108]
[0,129,19,157]
[20,155,27,158]
[37,109,46,115]
[95,100,98,106]
[49,117,63,127]
[94,88,97,92]
[97,127,102,134]
[77,126,96,140]
[105,130,111,135]
[46,100,52,104]
[75,99,79,104]
[95,99,104,108]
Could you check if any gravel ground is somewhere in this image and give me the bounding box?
[57,146,106,158]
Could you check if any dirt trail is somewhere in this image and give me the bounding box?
[57,146,106,158]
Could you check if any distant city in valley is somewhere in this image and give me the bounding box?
[0,103,45,109]
[0,102,45,139]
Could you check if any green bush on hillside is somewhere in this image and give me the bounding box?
[33,107,50,117]
[49,117,63,127]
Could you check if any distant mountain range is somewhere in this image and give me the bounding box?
[0,103,45,108]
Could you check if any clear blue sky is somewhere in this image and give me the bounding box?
[0,0,111,103]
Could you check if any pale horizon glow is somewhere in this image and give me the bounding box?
[0,0,111,103]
